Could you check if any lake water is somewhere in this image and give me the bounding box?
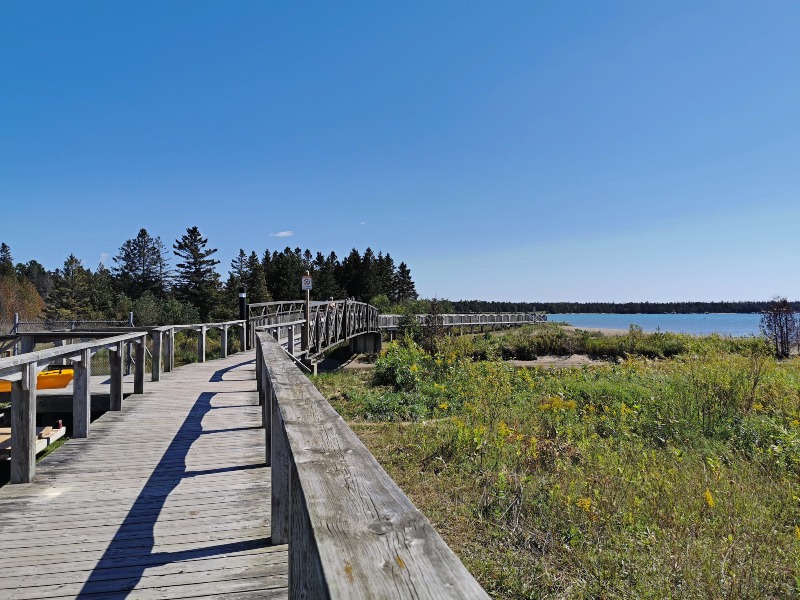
[547,313,762,337]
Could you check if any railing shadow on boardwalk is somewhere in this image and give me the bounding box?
[76,363,270,599]
[209,359,254,383]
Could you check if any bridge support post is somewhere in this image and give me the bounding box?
[109,342,123,411]
[152,331,162,382]
[10,362,37,484]
[134,335,145,395]
[73,348,91,438]
[20,335,35,355]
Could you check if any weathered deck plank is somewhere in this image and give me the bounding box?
[0,351,288,599]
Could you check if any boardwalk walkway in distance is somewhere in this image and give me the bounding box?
[0,351,288,599]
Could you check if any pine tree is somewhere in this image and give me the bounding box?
[393,262,417,303]
[90,263,118,318]
[113,228,171,298]
[45,255,93,320]
[0,243,14,278]
[245,251,272,303]
[311,251,344,300]
[374,252,395,298]
[173,226,221,321]
[341,248,363,300]
[229,249,248,287]
[265,247,305,300]
[16,260,53,300]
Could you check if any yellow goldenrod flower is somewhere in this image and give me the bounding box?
[704,488,715,509]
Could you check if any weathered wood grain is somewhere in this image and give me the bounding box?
[72,347,91,438]
[256,332,489,599]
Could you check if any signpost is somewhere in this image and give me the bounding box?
[301,272,312,355]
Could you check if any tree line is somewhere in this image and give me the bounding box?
[0,227,418,327]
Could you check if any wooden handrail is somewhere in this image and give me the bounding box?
[0,331,148,378]
[1,320,248,484]
[256,332,489,598]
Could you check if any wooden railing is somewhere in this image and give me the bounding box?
[379,312,545,330]
[0,319,246,484]
[255,331,489,598]
[0,332,146,483]
[150,320,246,380]
[249,300,379,360]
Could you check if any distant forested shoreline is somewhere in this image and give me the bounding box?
[447,300,798,314]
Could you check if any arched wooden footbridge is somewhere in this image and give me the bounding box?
[0,299,542,598]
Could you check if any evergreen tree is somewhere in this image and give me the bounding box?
[393,262,418,303]
[173,226,221,320]
[245,251,272,303]
[0,243,14,278]
[113,228,171,298]
[374,252,395,298]
[16,260,53,300]
[341,248,363,300]
[229,249,248,287]
[266,247,305,300]
[45,254,93,320]
[90,263,118,318]
[311,251,344,300]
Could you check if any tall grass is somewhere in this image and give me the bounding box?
[313,331,800,598]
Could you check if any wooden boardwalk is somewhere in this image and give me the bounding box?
[0,351,288,599]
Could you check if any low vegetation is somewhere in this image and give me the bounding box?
[313,326,800,598]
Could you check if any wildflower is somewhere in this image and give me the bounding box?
[704,487,715,509]
[795,525,800,541]
[576,497,592,513]
[498,421,512,438]
[409,364,419,373]
[438,402,449,411]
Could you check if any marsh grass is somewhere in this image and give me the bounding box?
[313,330,800,598]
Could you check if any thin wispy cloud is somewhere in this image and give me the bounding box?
[359,221,366,226]
[270,230,294,238]
[99,252,110,265]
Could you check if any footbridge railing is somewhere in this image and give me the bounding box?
[379,311,546,336]
[255,331,489,598]
[249,300,380,362]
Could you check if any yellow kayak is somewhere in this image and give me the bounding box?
[0,368,74,393]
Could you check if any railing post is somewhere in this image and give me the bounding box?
[239,323,246,354]
[152,330,162,382]
[287,324,294,356]
[134,335,145,394]
[343,298,349,338]
[166,328,175,372]
[11,362,38,483]
[302,275,310,354]
[198,325,206,362]
[73,348,91,438]
[109,341,123,411]
[221,324,229,358]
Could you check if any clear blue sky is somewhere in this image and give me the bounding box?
[2,1,799,302]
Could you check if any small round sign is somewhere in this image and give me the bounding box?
[301,276,313,290]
